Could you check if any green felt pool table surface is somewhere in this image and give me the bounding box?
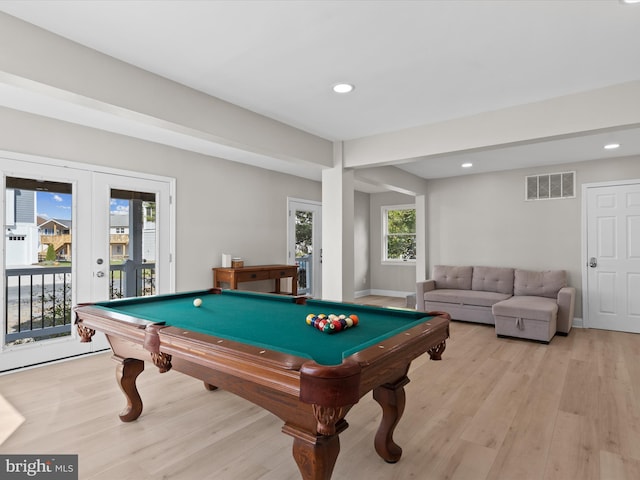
[93,289,437,365]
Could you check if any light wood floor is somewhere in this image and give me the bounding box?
[2,296,640,479]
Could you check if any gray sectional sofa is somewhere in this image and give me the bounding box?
[416,265,576,343]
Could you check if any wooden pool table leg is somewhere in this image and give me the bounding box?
[372,375,410,463]
[284,425,342,480]
[114,356,145,422]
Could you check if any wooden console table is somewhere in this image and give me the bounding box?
[213,264,298,296]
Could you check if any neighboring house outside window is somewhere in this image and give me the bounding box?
[382,205,416,263]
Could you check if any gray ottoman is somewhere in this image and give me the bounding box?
[406,293,416,309]
[492,296,558,343]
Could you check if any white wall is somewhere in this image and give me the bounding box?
[353,190,370,294]
[0,107,322,291]
[426,155,640,318]
[369,191,416,295]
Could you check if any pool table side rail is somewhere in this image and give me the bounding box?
[74,304,158,344]
[90,289,220,308]
[350,315,449,394]
[154,326,305,396]
[158,325,309,368]
[349,315,449,366]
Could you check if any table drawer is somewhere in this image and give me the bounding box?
[270,268,296,279]
[235,271,270,282]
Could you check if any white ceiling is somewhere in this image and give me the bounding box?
[1,0,640,181]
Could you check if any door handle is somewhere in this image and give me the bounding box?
[96,271,105,278]
[589,257,597,268]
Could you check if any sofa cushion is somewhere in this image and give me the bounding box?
[433,265,472,290]
[514,269,567,298]
[471,266,514,294]
[492,296,558,322]
[425,289,511,307]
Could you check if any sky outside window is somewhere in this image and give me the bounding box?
[37,192,128,220]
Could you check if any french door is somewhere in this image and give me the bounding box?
[0,156,174,372]
[90,173,173,302]
[287,198,322,298]
[584,181,640,332]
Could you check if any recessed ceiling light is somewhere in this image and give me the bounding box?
[332,83,354,94]
[604,143,620,150]
[461,162,473,168]
[620,0,640,4]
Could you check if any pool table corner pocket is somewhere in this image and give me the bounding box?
[299,359,361,435]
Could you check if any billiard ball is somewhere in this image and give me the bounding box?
[193,298,203,307]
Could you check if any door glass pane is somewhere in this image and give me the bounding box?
[4,177,73,346]
[295,210,313,295]
[109,189,156,299]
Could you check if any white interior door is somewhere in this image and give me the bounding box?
[584,181,640,332]
[287,198,322,298]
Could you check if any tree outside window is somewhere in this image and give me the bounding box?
[295,211,313,257]
[383,205,416,262]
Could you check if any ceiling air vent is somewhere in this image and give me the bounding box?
[526,171,575,201]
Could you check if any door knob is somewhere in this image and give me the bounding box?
[589,257,597,268]
[96,271,105,278]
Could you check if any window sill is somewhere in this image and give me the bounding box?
[382,260,416,266]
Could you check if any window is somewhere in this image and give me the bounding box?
[382,205,416,263]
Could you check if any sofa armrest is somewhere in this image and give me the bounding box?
[556,286,576,335]
[416,279,436,311]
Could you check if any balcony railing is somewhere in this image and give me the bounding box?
[297,254,312,295]
[109,260,156,299]
[4,262,156,345]
[4,266,72,344]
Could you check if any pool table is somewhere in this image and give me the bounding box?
[75,289,449,480]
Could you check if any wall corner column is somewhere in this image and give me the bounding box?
[415,193,427,283]
[321,141,354,302]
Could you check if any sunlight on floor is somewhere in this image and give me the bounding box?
[0,394,25,445]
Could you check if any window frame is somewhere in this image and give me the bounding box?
[381,204,417,265]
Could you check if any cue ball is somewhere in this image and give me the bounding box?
[193,298,203,307]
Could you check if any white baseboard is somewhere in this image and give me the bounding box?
[355,289,414,298]
[354,289,371,298]
[571,317,584,329]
